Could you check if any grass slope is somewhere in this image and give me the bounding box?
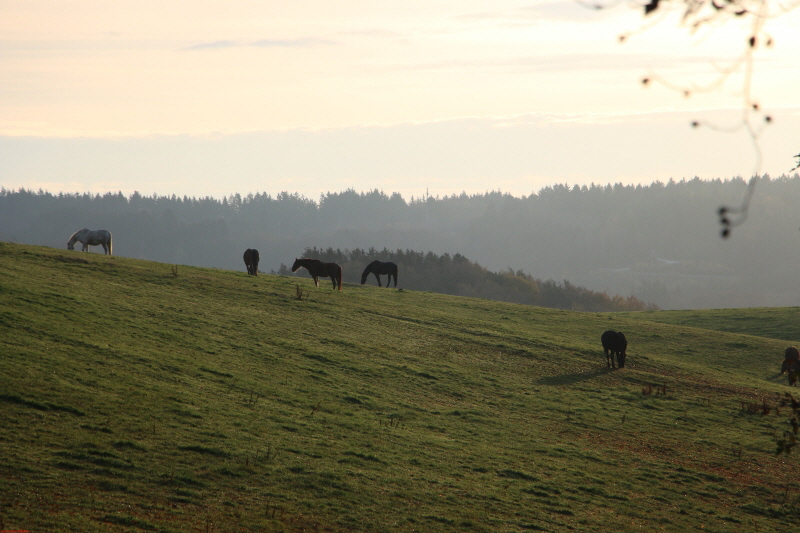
[1,242,798,533]
[623,308,800,343]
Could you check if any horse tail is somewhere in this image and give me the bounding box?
[107,232,113,255]
[338,266,343,291]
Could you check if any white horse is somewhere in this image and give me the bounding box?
[67,228,113,255]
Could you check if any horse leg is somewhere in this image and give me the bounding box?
[374,273,381,287]
[313,275,319,287]
[604,348,612,368]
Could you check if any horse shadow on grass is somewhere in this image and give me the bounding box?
[536,367,615,386]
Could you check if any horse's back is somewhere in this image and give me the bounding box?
[601,330,618,350]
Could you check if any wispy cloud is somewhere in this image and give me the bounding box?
[454,2,613,26]
[366,52,707,75]
[184,37,337,51]
[252,37,337,47]
[514,1,615,22]
[184,40,238,51]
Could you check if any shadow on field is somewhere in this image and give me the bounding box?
[536,367,614,386]
[766,372,793,385]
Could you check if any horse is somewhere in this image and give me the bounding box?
[360,260,398,288]
[67,228,112,255]
[291,258,342,291]
[601,330,627,369]
[782,346,800,386]
[243,248,259,276]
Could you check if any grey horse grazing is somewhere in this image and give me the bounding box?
[601,330,627,368]
[67,229,112,255]
[243,248,260,276]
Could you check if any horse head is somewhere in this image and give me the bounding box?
[616,332,628,368]
[291,258,301,272]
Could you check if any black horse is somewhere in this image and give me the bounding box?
[601,330,627,368]
[292,258,343,291]
[243,248,259,276]
[360,260,398,288]
[782,346,799,386]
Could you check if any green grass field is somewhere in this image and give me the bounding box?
[1,241,798,533]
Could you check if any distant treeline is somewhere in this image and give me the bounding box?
[3,174,800,309]
[283,247,656,312]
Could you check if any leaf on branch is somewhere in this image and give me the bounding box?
[644,0,660,15]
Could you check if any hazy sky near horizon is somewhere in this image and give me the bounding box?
[2,1,799,200]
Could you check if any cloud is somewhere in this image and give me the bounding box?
[514,1,617,22]
[183,40,238,51]
[365,52,712,75]
[454,2,617,26]
[4,108,798,202]
[184,37,337,51]
[252,37,337,47]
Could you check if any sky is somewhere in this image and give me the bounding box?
[2,0,799,200]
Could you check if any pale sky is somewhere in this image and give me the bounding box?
[2,1,799,200]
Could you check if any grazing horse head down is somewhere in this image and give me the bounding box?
[67,228,112,255]
[601,330,627,369]
[243,248,259,275]
[292,258,342,291]
[782,346,799,386]
[360,260,398,287]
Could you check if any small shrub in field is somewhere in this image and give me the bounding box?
[295,285,309,301]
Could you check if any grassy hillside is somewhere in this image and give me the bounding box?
[622,307,800,343]
[1,241,798,533]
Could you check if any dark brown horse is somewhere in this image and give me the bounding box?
[292,258,342,291]
[782,346,799,386]
[360,260,398,287]
[601,330,627,368]
[243,248,259,276]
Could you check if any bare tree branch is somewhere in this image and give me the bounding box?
[591,0,798,237]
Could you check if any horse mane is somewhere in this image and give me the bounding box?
[68,228,89,241]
